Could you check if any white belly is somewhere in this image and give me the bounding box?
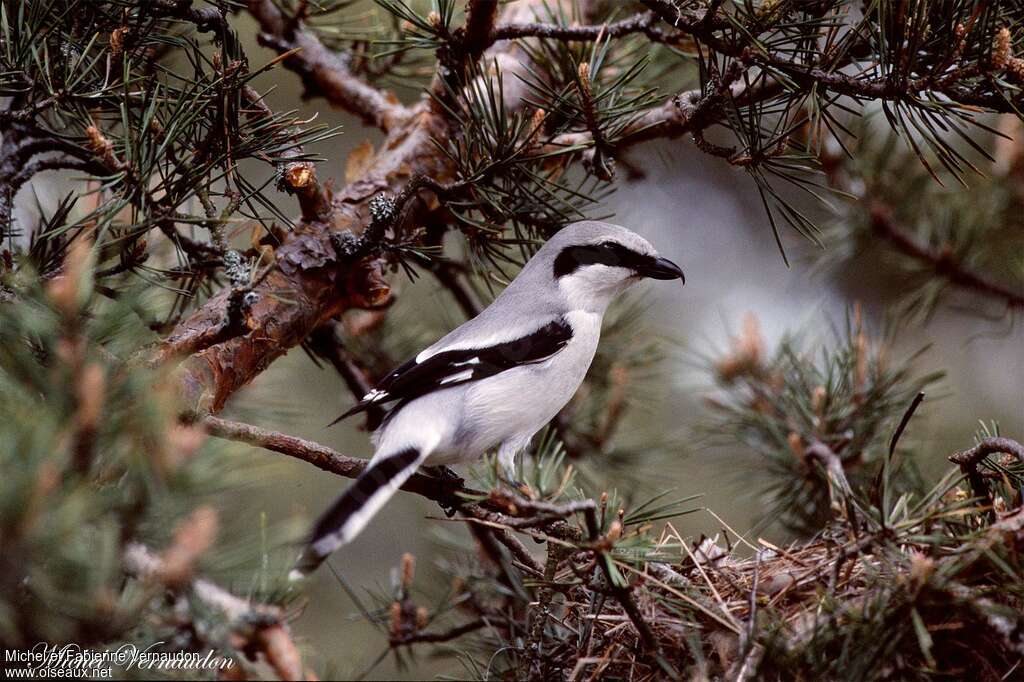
[428,310,602,465]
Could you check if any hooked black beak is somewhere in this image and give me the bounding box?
[639,256,685,284]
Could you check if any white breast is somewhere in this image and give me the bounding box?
[430,310,603,464]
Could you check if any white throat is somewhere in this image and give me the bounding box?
[558,266,636,314]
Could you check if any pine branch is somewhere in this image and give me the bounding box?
[868,201,1024,311]
[306,323,379,401]
[247,0,411,132]
[389,618,487,645]
[491,11,663,44]
[203,415,473,509]
[160,1,544,414]
[641,0,1023,112]
[124,543,310,681]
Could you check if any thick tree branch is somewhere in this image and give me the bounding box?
[161,1,549,415]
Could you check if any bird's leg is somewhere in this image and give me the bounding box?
[423,465,463,517]
[496,446,533,499]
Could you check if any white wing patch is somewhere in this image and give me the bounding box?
[440,369,474,385]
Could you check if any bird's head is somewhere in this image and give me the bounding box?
[535,221,684,313]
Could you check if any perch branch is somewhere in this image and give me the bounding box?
[203,415,474,508]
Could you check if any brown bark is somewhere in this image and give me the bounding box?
[167,105,451,413]
[160,2,545,415]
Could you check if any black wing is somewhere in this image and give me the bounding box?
[330,317,573,425]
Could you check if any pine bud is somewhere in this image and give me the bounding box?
[158,506,219,586]
[76,363,105,434]
[162,424,207,472]
[401,552,416,589]
[606,520,622,542]
[715,313,764,382]
[577,62,592,100]
[85,125,118,169]
[389,601,403,636]
[993,27,1012,70]
[811,385,827,415]
[787,431,803,458]
[908,551,935,587]
[854,332,867,395]
[1007,57,1024,84]
[47,235,92,317]
[110,27,127,57]
[415,606,429,630]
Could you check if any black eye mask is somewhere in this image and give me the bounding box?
[553,242,651,278]
[554,241,685,283]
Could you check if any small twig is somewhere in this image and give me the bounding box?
[869,202,1024,311]
[949,437,1024,514]
[428,260,482,318]
[247,0,410,132]
[203,415,474,509]
[390,618,487,645]
[306,322,387,427]
[521,543,565,680]
[581,506,664,659]
[949,437,1024,468]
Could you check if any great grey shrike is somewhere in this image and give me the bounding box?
[291,220,683,578]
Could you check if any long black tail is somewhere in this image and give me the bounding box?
[290,447,425,579]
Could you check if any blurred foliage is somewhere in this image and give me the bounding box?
[698,310,942,534]
[817,116,1024,326]
[0,241,298,677]
[0,0,335,322]
[0,239,183,645]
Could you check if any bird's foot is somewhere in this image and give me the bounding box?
[424,465,464,486]
[498,476,534,500]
